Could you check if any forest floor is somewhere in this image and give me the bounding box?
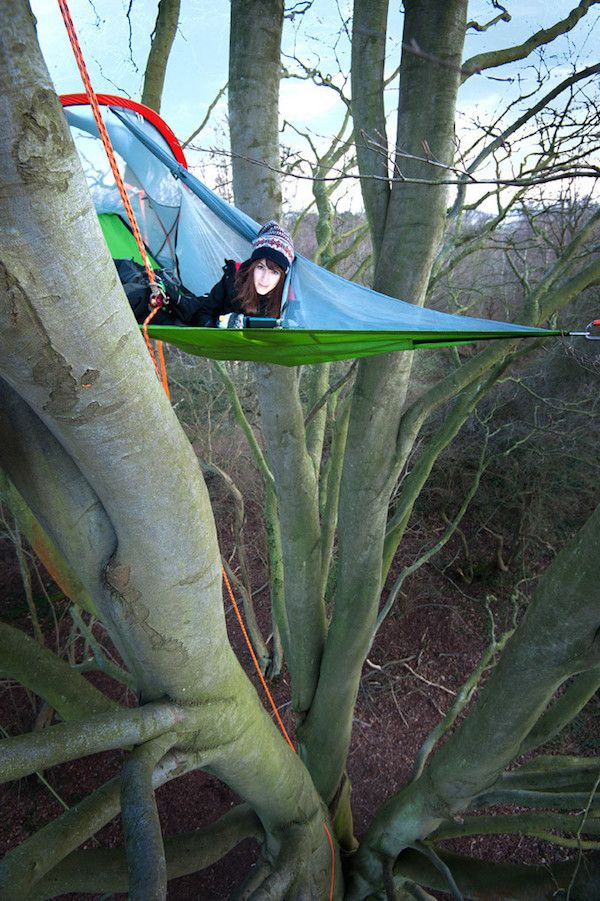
[1,468,597,900]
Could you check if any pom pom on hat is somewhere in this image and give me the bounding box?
[250,221,295,272]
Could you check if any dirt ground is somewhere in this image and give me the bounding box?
[1,483,595,899]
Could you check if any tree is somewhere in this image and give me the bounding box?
[0,2,334,897]
[2,0,600,898]
[227,0,600,893]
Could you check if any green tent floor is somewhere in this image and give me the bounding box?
[146,324,561,367]
[99,210,561,366]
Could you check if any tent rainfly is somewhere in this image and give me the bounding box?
[61,94,560,367]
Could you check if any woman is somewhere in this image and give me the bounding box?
[121,221,294,328]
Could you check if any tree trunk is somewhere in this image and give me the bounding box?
[228,0,327,714]
[141,0,181,113]
[229,0,283,220]
[349,502,600,895]
[0,4,336,896]
[298,0,469,804]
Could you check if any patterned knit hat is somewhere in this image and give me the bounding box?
[250,221,295,272]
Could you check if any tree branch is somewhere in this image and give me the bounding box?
[349,503,600,894]
[202,461,271,671]
[212,362,274,489]
[0,471,96,616]
[432,811,600,842]
[410,841,464,901]
[141,0,181,113]
[120,732,178,900]
[394,848,585,899]
[209,363,287,667]
[0,744,190,900]
[304,361,356,427]
[182,81,228,148]
[473,788,600,812]
[28,805,262,899]
[410,618,514,781]
[451,63,600,216]
[0,702,185,784]
[518,667,600,755]
[0,620,120,720]
[351,0,391,261]
[498,755,600,792]
[461,1,600,80]
[320,395,352,601]
[380,421,489,619]
[0,378,115,621]
[69,605,136,689]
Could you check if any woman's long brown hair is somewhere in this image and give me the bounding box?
[235,258,284,317]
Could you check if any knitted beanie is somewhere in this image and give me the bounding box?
[250,221,295,272]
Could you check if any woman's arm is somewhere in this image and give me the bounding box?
[174,264,237,327]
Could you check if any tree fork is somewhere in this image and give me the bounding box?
[27,805,263,899]
[0,745,188,900]
[349,503,600,895]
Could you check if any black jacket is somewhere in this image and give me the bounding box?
[117,258,250,327]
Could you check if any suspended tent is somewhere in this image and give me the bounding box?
[61,94,560,367]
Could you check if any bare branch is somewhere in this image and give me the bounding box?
[0,745,190,899]
[186,141,600,188]
[462,0,600,80]
[304,361,357,427]
[519,667,600,755]
[182,82,228,148]
[451,63,600,216]
[467,5,511,33]
[284,0,316,21]
[0,620,120,720]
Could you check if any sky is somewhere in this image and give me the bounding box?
[30,0,600,210]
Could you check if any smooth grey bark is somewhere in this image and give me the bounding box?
[141,0,181,113]
[120,733,177,901]
[255,366,326,712]
[351,0,390,261]
[0,377,130,654]
[348,503,600,896]
[1,6,337,897]
[299,0,469,803]
[229,0,283,220]
[228,0,327,713]
[375,0,469,301]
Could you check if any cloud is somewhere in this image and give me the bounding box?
[280,78,340,125]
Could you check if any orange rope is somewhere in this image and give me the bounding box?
[57,0,169,396]
[59,1,333,892]
[223,569,335,897]
[142,305,171,399]
[221,567,295,752]
[323,823,335,901]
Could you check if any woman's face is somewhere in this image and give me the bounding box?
[253,259,281,295]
